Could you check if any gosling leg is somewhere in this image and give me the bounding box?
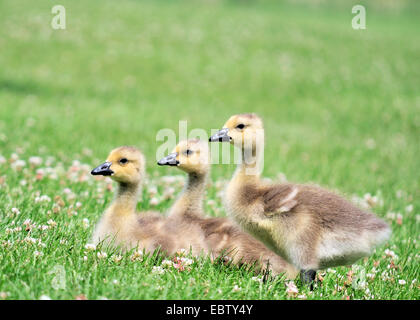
[300,269,316,290]
[262,260,271,283]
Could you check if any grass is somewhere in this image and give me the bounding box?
[0,0,419,300]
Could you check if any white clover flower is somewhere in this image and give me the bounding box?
[207,200,216,207]
[405,204,413,213]
[161,176,178,184]
[366,273,375,280]
[286,281,299,296]
[152,266,165,274]
[71,160,81,167]
[29,156,43,167]
[232,285,241,292]
[149,197,159,206]
[386,212,396,220]
[82,218,89,228]
[276,172,288,183]
[352,195,370,210]
[11,208,20,215]
[131,250,143,261]
[83,256,88,261]
[34,250,43,257]
[148,186,158,196]
[39,295,51,300]
[363,193,379,208]
[0,292,9,299]
[398,280,406,285]
[85,243,96,251]
[11,160,26,170]
[161,259,174,268]
[45,156,55,166]
[251,276,263,283]
[354,281,367,290]
[25,237,38,244]
[104,177,113,184]
[0,155,6,164]
[180,257,194,266]
[47,219,57,227]
[97,251,107,259]
[35,195,51,203]
[163,187,175,198]
[113,255,123,263]
[384,249,398,259]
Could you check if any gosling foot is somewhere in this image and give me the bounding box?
[300,269,316,290]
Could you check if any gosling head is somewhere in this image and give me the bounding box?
[157,139,209,175]
[209,113,264,151]
[91,146,145,184]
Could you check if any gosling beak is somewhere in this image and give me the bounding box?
[91,161,114,176]
[157,153,179,166]
[209,128,231,142]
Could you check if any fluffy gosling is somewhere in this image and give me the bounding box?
[90,146,207,256]
[210,114,391,286]
[158,139,298,279]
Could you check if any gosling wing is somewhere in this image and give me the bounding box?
[262,184,299,216]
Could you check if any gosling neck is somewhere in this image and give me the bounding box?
[111,181,141,216]
[169,170,208,218]
[233,147,262,185]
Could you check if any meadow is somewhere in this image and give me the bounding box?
[0,0,419,300]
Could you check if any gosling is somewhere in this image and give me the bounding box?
[90,146,207,256]
[209,114,391,286]
[158,139,298,279]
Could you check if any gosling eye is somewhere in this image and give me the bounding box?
[119,158,128,165]
[184,149,193,156]
[236,124,245,130]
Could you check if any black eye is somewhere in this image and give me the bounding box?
[185,149,193,156]
[236,124,245,129]
[119,158,128,164]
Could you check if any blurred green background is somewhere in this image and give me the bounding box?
[1,0,419,194]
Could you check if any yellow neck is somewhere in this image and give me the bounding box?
[110,182,140,217]
[169,171,207,218]
[233,147,261,185]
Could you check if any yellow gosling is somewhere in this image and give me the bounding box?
[90,146,207,256]
[210,114,391,286]
[158,139,299,279]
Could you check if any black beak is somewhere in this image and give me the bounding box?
[91,161,114,176]
[157,152,179,166]
[209,128,231,142]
